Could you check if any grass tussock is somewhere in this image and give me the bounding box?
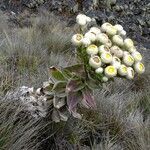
[0,10,150,150]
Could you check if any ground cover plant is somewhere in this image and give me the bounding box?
[0,9,150,150]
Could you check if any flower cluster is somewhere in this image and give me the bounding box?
[72,14,145,82]
[12,14,146,123]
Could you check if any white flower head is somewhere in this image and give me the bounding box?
[76,14,86,20]
[89,55,101,69]
[114,24,123,33]
[105,65,117,77]
[102,76,109,82]
[123,51,130,56]
[86,44,98,55]
[124,38,134,49]
[95,67,103,74]
[111,56,121,69]
[99,45,110,53]
[96,33,109,44]
[86,16,92,23]
[126,67,134,79]
[123,54,134,66]
[89,27,101,35]
[106,26,117,36]
[81,37,91,47]
[134,62,145,74]
[132,51,142,62]
[101,22,112,32]
[128,46,137,53]
[110,46,123,58]
[71,34,83,46]
[104,39,112,48]
[85,32,96,42]
[118,65,128,76]
[112,35,124,46]
[76,14,87,26]
[119,30,126,37]
[101,52,113,64]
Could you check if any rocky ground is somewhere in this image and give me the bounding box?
[0,0,149,61]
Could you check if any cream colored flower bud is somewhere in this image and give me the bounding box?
[99,45,110,53]
[86,16,92,23]
[86,44,98,55]
[124,38,134,49]
[101,22,112,32]
[76,14,86,20]
[77,19,86,26]
[114,24,123,33]
[134,62,145,74]
[123,54,134,66]
[119,30,126,37]
[81,37,91,47]
[89,56,101,69]
[95,67,103,74]
[126,67,134,79]
[110,46,123,58]
[118,65,128,76]
[112,35,124,46]
[111,56,121,69]
[96,33,109,44]
[123,51,130,56]
[102,76,109,82]
[76,14,87,26]
[101,52,113,64]
[128,46,136,53]
[90,27,101,35]
[105,65,117,77]
[106,26,117,36]
[104,39,112,48]
[132,51,142,62]
[71,34,83,46]
[85,32,96,42]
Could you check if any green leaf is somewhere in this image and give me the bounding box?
[66,79,85,93]
[63,64,86,79]
[52,81,67,96]
[86,79,102,89]
[49,66,66,82]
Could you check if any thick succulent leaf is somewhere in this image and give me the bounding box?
[66,79,85,93]
[53,96,66,109]
[52,81,67,95]
[82,87,96,109]
[85,80,101,89]
[63,64,86,79]
[49,66,66,82]
[52,109,60,123]
[86,74,102,89]
[42,81,54,95]
[67,91,83,113]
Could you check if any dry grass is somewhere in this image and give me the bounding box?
[0,10,149,150]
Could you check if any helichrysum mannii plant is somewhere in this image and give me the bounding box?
[21,14,145,122]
